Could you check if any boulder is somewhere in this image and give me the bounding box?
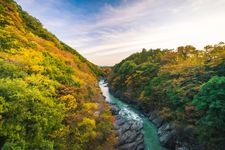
[118,130,137,145]
[116,118,126,126]
[119,121,132,134]
[118,142,137,150]
[149,112,157,120]
[136,134,144,145]
[116,119,144,148]
[152,117,164,128]
[131,121,143,131]
[135,134,145,150]
[110,105,120,115]
[136,144,144,150]
[159,130,176,148]
[158,122,171,136]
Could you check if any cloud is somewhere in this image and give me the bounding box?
[15,0,225,66]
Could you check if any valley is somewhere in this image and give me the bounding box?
[1,0,225,150]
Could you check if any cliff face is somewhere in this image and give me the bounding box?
[108,45,225,150]
[0,0,116,149]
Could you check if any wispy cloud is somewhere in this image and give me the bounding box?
[15,0,225,66]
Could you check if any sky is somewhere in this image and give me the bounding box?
[15,0,225,66]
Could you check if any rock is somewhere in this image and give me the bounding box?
[119,121,132,134]
[149,112,157,120]
[136,134,144,145]
[125,131,140,143]
[116,118,126,126]
[133,134,145,150]
[122,130,139,144]
[116,119,144,148]
[110,105,120,115]
[118,142,136,150]
[159,130,176,148]
[136,141,144,148]
[115,115,121,120]
[158,122,171,136]
[176,146,189,150]
[160,132,172,145]
[131,121,143,131]
[152,117,164,128]
[136,144,144,150]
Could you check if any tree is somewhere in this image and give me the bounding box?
[177,45,196,58]
[118,60,136,75]
[193,76,225,119]
[193,76,225,148]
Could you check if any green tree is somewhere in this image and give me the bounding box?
[0,78,65,149]
[118,60,136,75]
[193,76,225,149]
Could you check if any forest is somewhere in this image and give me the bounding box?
[0,0,116,149]
[108,43,225,150]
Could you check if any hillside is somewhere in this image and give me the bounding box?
[0,0,116,149]
[108,43,225,149]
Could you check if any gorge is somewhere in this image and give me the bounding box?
[99,80,162,150]
[1,0,225,150]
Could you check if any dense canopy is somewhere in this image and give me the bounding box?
[108,42,225,149]
[0,0,115,149]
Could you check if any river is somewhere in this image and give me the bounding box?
[99,80,162,150]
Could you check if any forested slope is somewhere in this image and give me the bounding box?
[0,0,115,149]
[108,43,225,150]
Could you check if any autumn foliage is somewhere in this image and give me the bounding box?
[0,0,115,149]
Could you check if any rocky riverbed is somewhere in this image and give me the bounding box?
[110,104,144,150]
